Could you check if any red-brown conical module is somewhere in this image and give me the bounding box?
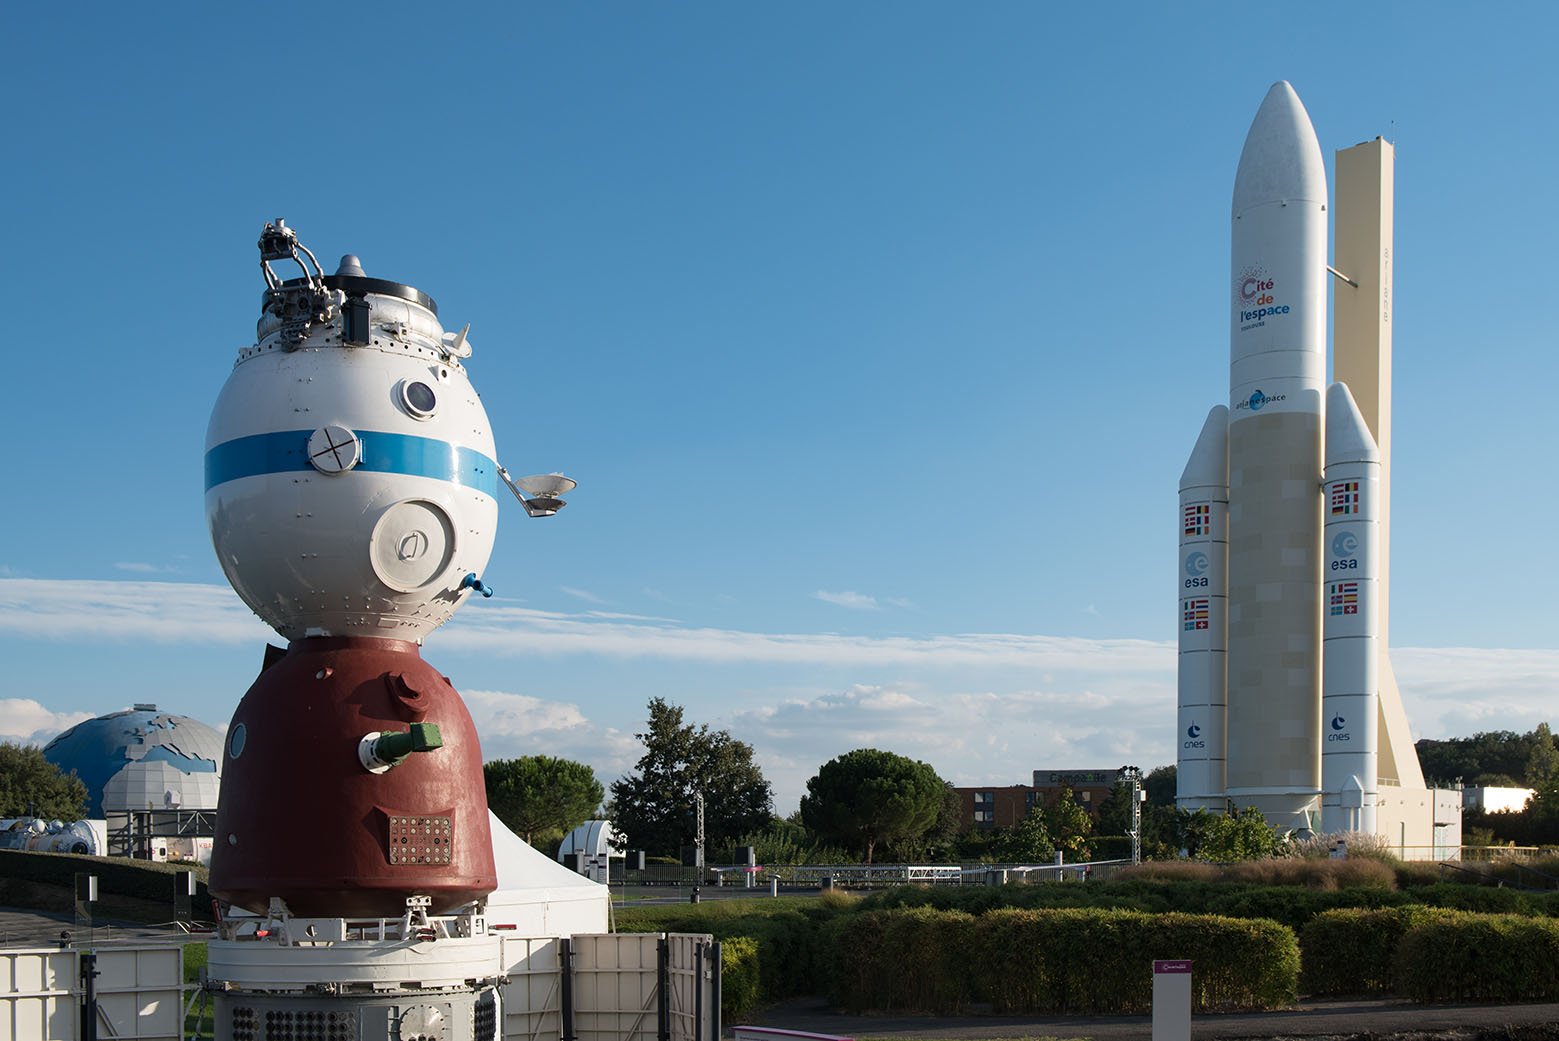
[210,637,496,917]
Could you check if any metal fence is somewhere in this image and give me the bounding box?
[613,858,1134,890]
[563,932,719,1041]
[0,943,185,1041]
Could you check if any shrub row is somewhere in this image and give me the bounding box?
[0,849,210,909]
[861,878,1559,931]
[619,887,1559,1016]
[1300,906,1459,995]
[717,937,761,1019]
[823,907,1299,1015]
[1397,914,1559,1003]
[614,899,848,1018]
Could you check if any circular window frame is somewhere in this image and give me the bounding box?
[399,379,438,420]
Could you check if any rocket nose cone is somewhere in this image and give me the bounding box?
[1179,405,1230,491]
[1232,80,1326,214]
[1325,382,1381,465]
[335,254,367,277]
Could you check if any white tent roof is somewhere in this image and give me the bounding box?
[485,812,610,945]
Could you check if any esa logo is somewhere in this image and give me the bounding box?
[1327,714,1351,742]
[1183,723,1205,750]
[1330,530,1359,571]
[1183,551,1210,589]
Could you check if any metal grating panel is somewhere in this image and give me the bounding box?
[388,815,454,865]
[259,1007,358,1040]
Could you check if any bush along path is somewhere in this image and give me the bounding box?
[614,877,1559,1020]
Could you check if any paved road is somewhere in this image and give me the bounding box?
[0,906,190,948]
[747,995,1559,1040]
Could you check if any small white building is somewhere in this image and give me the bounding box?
[1463,786,1535,814]
[556,820,621,884]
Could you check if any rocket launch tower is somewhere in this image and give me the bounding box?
[1176,83,1458,851]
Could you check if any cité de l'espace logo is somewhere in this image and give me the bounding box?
[1235,265,1290,327]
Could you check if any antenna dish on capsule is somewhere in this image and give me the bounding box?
[497,468,577,517]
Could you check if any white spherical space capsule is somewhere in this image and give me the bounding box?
[205,232,500,642]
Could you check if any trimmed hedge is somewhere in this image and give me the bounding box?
[1300,906,1458,996]
[821,907,976,1014]
[615,901,840,1005]
[825,906,1298,1015]
[617,883,1559,1015]
[861,878,1559,931]
[0,849,210,915]
[1396,914,1559,1003]
[719,937,761,1019]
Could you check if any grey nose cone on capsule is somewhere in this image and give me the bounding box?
[335,254,367,277]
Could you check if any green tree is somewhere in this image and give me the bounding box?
[1096,780,1134,837]
[733,818,853,866]
[0,744,88,819]
[1417,729,1531,786]
[484,755,604,845]
[1179,806,1281,861]
[992,806,1055,862]
[800,749,945,864]
[1144,765,1178,806]
[1043,787,1094,860]
[608,699,773,859]
[1525,723,1559,790]
[881,782,963,862]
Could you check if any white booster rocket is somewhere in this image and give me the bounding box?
[1177,82,1385,834]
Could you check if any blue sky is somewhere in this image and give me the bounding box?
[3,4,1556,812]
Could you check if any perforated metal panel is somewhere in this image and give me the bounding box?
[388,815,454,866]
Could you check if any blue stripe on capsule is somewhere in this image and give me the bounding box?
[205,429,498,496]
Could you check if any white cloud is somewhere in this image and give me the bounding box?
[0,579,268,644]
[560,586,608,605]
[732,682,1172,811]
[584,610,683,624]
[447,603,1174,672]
[113,562,176,574]
[0,579,1173,672]
[461,689,640,783]
[0,699,95,746]
[1392,647,1559,740]
[3,578,1556,813]
[461,689,594,737]
[814,590,880,610]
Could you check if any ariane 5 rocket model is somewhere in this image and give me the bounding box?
[202,221,573,1040]
[1177,82,1413,835]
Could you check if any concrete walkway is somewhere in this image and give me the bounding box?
[0,905,191,948]
[747,995,1559,1040]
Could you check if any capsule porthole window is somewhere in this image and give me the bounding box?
[399,379,438,419]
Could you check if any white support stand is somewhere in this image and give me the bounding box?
[1152,959,1192,1041]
